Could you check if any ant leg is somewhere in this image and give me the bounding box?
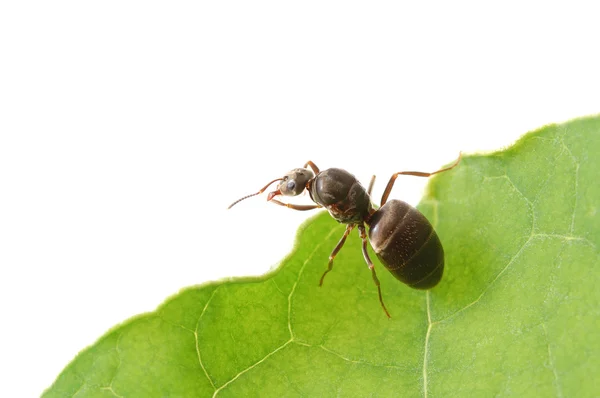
[303,161,320,174]
[269,198,322,211]
[358,225,391,318]
[320,224,355,286]
[380,153,461,206]
[367,175,376,196]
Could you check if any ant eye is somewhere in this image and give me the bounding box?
[287,180,296,190]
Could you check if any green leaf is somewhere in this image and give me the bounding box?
[44,116,600,397]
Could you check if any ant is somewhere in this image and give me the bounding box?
[228,155,461,317]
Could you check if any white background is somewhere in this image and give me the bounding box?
[1,2,599,396]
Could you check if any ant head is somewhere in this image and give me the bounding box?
[227,167,315,209]
[273,168,315,198]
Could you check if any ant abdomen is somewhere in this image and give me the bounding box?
[367,199,444,289]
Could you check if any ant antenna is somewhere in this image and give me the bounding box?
[227,178,283,209]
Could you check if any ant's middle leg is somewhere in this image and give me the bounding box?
[319,224,354,286]
[380,153,462,206]
[367,175,376,197]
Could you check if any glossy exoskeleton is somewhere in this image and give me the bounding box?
[228,156,461,317]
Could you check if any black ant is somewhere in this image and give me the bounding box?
[228,155,461,317]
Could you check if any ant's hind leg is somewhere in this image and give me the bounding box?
[380,153,461,206]
[320,224,354,286]
[358,225,391,318]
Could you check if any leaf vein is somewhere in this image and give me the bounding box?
[530,233,595,247]
[212,225,342,396]
[99,386,124,398]
[486,174,536,234]
[70,381,85,398]
[317,343,408,370]
[436,236,532,324]
[557,132,580,236]
[195,287,220,391]
[541,323,563,398]
[288,225,345,339]
[213,339,293,397]
[422,291,433,398]
[569,161,579,235]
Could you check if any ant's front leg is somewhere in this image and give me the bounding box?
[269,199,322,211]
[303,161,320,175]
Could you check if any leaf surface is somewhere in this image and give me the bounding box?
[45,116,600,397]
